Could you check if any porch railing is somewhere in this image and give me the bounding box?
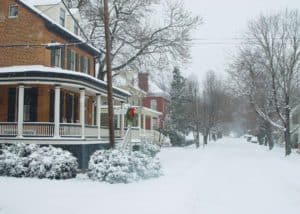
[0,122,17,136]
[0,122,127,139]
[60,123,81,137]
[85,125,98,138]
[23,122,54,137]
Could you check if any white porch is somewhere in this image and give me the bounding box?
[0,65,130,144]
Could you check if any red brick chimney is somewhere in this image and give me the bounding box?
[138,73,149,92]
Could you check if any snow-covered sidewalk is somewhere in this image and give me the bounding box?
[1,137,300,214]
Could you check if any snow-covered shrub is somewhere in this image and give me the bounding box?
[129,151,162,179]
[0,143,78,179]
[88,148,162,184]
[27,146,78,179]
[139,141,160,157]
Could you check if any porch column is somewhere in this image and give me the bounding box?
[17,85,24,138]
[150,117,153,131]
[54,85,61,138]
[96,94,101,139]
[120,103,125,137]
[117,107,121,129]
[80,88,85,139]
[138,111,142,135]
[143,114,146,133]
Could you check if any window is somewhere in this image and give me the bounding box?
[80,56,89,74]
[9,5,18,18]
[67,49,76,70]
[150,99,157,110]
[53,49,62,67]
[59,8,65,26]
[51,46,65,68]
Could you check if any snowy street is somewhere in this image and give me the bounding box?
[1,137,300,214]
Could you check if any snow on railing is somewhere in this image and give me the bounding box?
[59,123,81,137]
[122,126,132,150]
[0,122,17,136]
[23,122,54,137]
[85,125,98,137]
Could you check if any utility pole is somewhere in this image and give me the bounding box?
[103,0,115,148]
[195,88,200,148]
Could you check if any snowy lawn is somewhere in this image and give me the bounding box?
[1,137,300,214]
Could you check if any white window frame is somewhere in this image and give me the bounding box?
[8,5,18,18]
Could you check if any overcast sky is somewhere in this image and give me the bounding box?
[183,0,300,82]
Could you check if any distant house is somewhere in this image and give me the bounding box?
[138,73,170,130]
[111,70,170,144]
[0,0,130,168]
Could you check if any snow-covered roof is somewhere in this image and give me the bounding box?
[23,0,61,5]
[18,0,101,55]
[148,79,170,100]
[113,73,147,95]
[0,65,131,97]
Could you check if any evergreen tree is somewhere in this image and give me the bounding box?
[165,67,187,145]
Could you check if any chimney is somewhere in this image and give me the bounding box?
[138,73,149,92]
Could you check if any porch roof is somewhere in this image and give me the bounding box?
[0,65,131,101]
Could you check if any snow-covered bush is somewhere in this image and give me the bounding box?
[139,141,160,157]
[88,147,162,184]
[0,143,78,179]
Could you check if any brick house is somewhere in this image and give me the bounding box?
[0,0,130,168]
[138,73,170,130]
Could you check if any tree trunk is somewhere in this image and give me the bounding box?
[203,133,208,146]
[284,96,292,156]
[103,0,115,148]
[195,123,200,148]
[266,121,274,150]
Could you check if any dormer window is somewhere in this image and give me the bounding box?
[59,8,65,26]
[8,5,18,18]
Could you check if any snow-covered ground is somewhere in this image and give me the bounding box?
[1,137,300,214]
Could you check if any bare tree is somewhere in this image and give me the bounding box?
[79,0,201,80]
[185,75,201,148]
[228,10,300,155]
[200,70,225,145]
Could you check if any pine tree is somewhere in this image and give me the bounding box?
[165,67,188,145]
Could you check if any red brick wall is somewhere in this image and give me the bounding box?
[0,0,96,77]
[143,96,169,129]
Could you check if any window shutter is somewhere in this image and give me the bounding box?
[74,95,78,123]
[66,94,72,123]
[67,49,71,70]
[50,49,55,67]
[61,46,65,69]
[88,58,91,75]
[75,53,79,71]
[80,56,84,72]
[49,89,54,122]
[60,91,64,123]
[29,88,38,122]
[7,88,16,122]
